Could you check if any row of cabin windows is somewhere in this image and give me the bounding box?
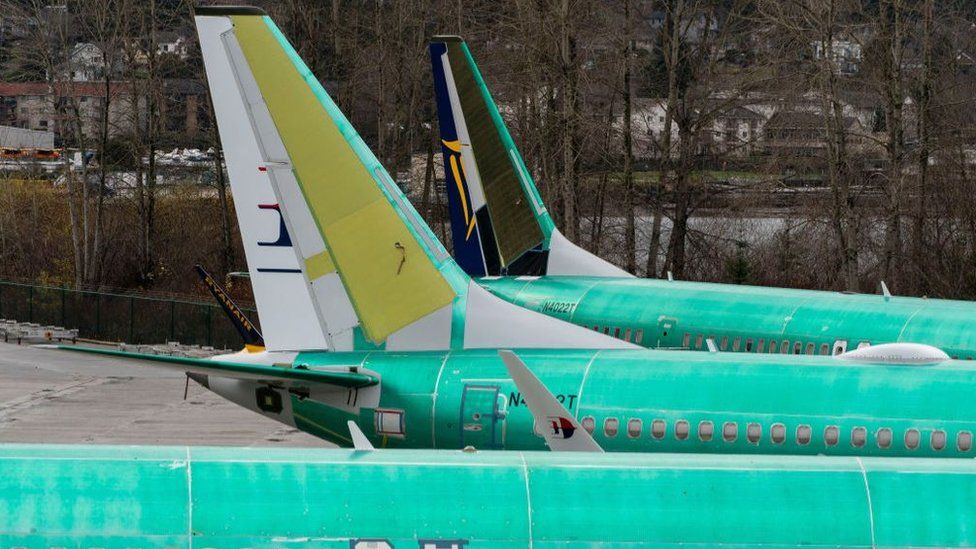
[592,325,644,345]
[681,332,863,356]
[579,416,974,452]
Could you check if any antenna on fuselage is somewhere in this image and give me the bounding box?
[880,280,892,301]
[347,421,375,451]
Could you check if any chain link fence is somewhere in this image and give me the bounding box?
[0,280,258,350]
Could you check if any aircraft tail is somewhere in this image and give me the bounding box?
[194,7,333,353]
[194,265,264,352]
[194,8,635,352]
[430,37,631,278]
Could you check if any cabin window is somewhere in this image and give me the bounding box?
[682,333,691,348]
[603,326,610,335]
[824,425,839,446]
[592,326,600,331]
[905,428,920,450]
[876,428,892,449]
[675,420,690,440]
[793,342,802,355]
[699,420,714,442]
[819,343,830,355]
[623,328,632,342]
[756,339,765,353]
[796,425,812,445]
[604,418,619,438]
[932,430,947,451]
[747,423,762,444]
[722,422,738,442]
[581,416,595,434]
[805,343,815,355]
[732,337,741,351]
[627,418,642,439]
[613,327,621,339]
[720,336,729,350]
[745,338,754,352]
[851,427,866,448]
[768,340,777,354]
[780,341,790,354]
[651,419,666,440]
[694,334,703,349]
[958,431,973,452]
[635,329,644,345]
[771,423,786,444]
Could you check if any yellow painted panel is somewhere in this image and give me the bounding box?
[232,16,455,342]
[305,250,335,281]
[329,200,451,340]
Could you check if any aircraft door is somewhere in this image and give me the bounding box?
[459,384,502,449]
[833,339,848,355]
[657,317,678,347]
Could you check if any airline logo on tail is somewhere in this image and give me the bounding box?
[548,416,577,440]
[441,139,477,241]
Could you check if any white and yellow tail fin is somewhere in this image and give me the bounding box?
[195,8,636,352]
[430,36,631,278]
[195,6,329,352]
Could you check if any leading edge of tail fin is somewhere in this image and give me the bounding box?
[195,10,636,352]
[430,37,630,278]
[194,265,264,351]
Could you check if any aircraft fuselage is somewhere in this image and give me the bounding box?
[198,348,976,457]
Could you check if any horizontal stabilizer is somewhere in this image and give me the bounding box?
[43,345,378,388]
[498,350,602,452]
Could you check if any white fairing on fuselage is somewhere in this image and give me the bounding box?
[463,282,637,349]
[546,229,632,277]
[197,15,330,352]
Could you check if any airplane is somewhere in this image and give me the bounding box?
[49,6,976,460]
[194,264,265,352]
[6,440,976,547]
[429,36,976,359]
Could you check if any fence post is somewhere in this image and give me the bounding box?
[205,305,213,348]
[28,285,33,323]
[128,296,135,343]
[169,300,176,342]
[95,294,101,339]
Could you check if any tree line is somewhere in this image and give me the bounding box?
[1,0,976,303]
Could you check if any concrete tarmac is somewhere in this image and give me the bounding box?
[0,342,323,447]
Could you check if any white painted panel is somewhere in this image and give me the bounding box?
[463,282,637,349]
[441,53,487,210]
[311,272,359,342]
[386,303,453,351]
[547,229,633,278]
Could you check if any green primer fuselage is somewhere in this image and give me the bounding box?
[479,276,976,358]
[5,443,976,547]
[281,348,976,458]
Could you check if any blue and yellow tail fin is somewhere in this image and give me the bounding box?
[430,37,630,278]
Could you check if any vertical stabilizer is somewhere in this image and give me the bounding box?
[430,37,631,278]
[195,7,330,352]
[194,265,264,351]
[195,9,636,352]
